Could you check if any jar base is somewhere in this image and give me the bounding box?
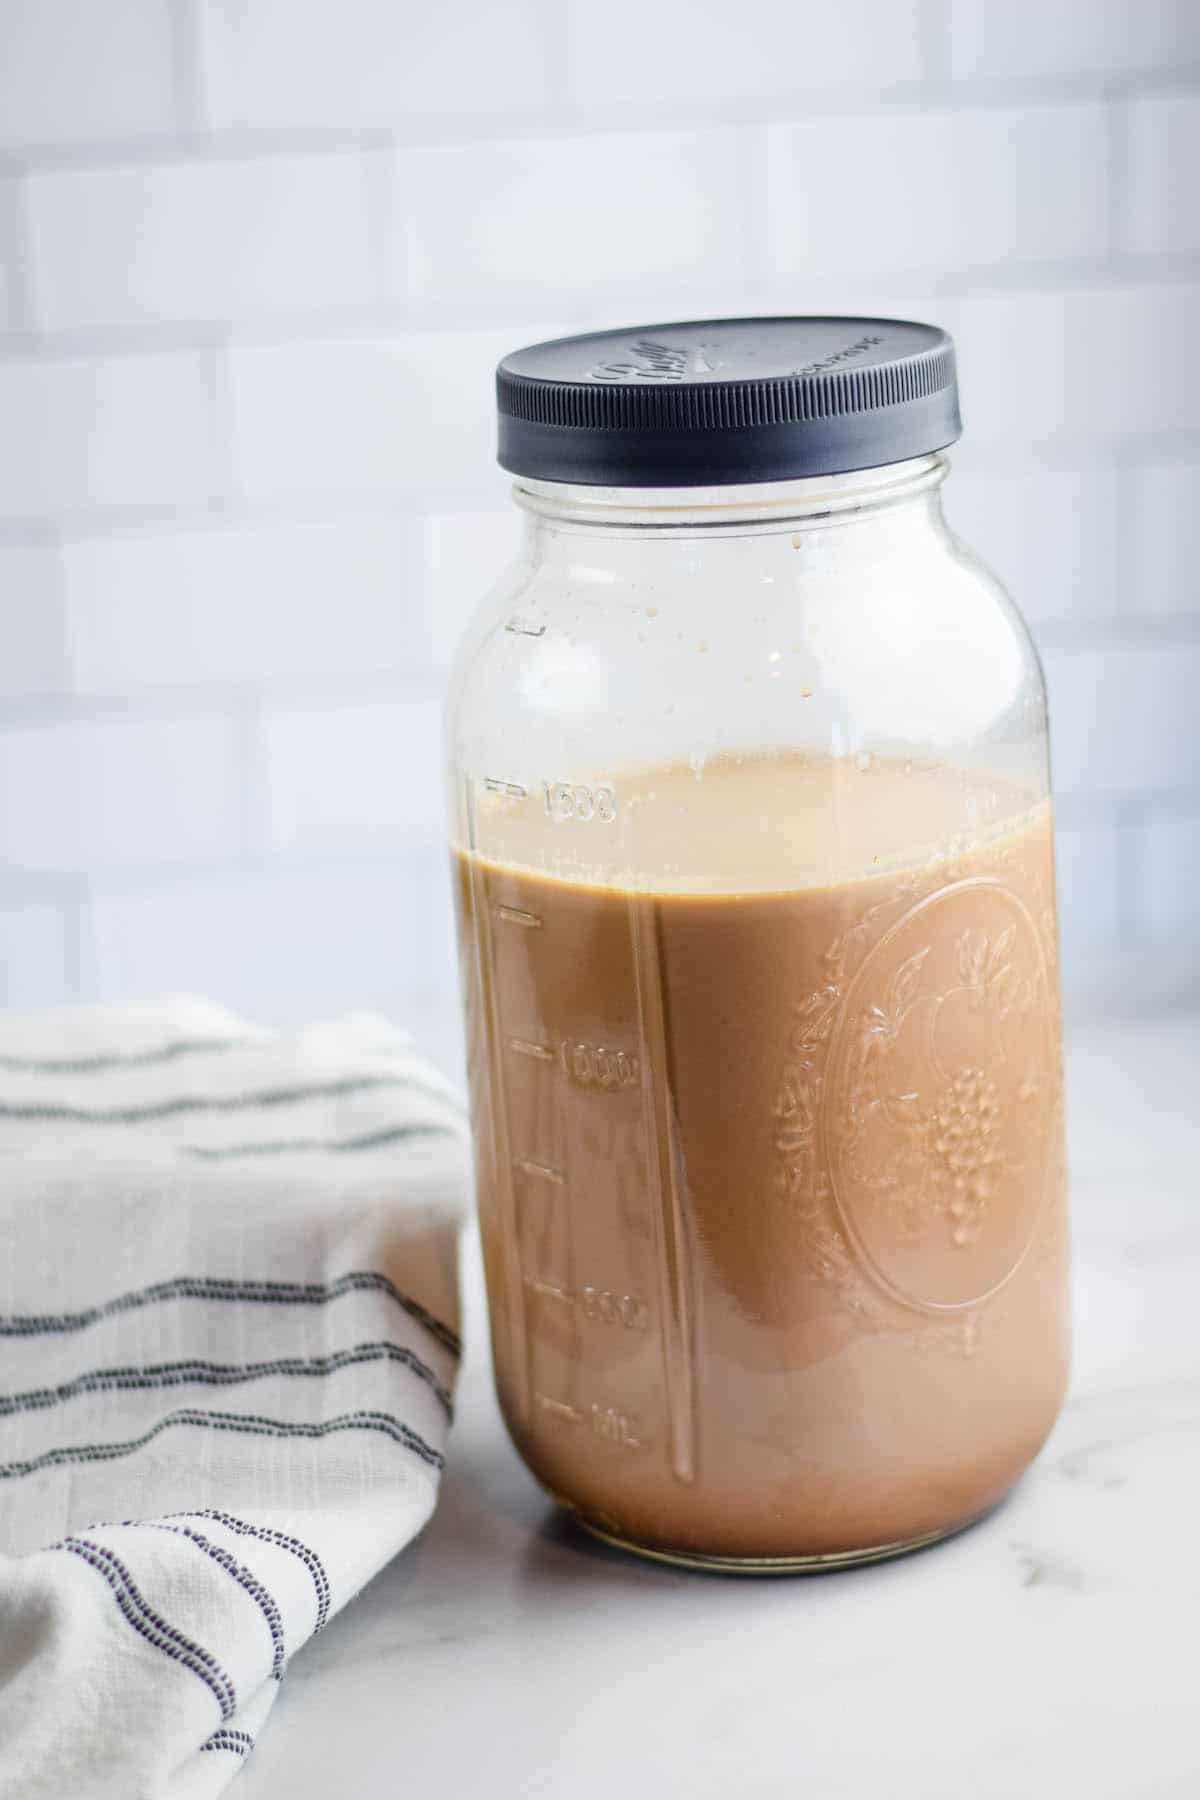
[569,1503,997,1575]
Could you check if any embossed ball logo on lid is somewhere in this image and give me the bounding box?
[589,338,692,383]
[823,877,1057,1312]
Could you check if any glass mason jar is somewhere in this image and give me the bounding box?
[448,319,1069,1572]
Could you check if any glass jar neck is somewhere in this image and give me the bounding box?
[512,453,947,535]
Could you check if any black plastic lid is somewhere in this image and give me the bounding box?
[497,316,960,487]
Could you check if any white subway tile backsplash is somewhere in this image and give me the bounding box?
[61,517,417,693]
[0,350,222,520]
[944,462,1120,629]
[229,325,554,500]
[0,544,59,695]
[195,0,550,131]
[87,864,444,1007]
[399,127,744,303]
[0,177,23,334]
[1134,807,1200,938]
[1053,811,1122,948]
[0,897,74,1008]
[0,0,175,148]
[954,283,1200,449]
[946,0,1200,82]
[423,508,525,668]
[27,153,378,333]
[1122,93,1200,259]
[0,0,1196,1017]
[763,102,1108,280]
[0,712,243,875]
[1043,641,1200,800]
[1128,459,1200,616]
[567,0,925,106]
[262,695,443,857]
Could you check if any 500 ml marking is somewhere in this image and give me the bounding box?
[543,780,616,823]
[526,1279,649,1332]
[582,1287,649,1332]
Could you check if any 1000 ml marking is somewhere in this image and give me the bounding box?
[507,1033,639,1090]
[543,780,617,823]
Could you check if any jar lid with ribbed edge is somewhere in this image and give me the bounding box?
[496,316,961,487]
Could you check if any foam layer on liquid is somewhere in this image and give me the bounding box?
[461,750,1046,895]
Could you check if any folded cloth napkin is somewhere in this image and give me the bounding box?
[0,998,469,1799]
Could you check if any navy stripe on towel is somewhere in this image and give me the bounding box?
[56,1536,236,1719]
[185,1122,457,1158]
[182,1510,332,1633]
[0,1036,251,1075]
[0,1405,444,1484]
[135,1521,286,1680]
[0,1269,461,1359]
[0,1072,461,1125]
[0,1340,454,1425]
[200,1729,255,1757]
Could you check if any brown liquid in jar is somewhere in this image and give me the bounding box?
[455,753,1069,1566]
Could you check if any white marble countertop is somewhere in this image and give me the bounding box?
[241,1011,1200,1800]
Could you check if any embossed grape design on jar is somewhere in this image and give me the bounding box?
[448,319,1070,1571]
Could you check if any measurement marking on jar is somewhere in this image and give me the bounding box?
[536,1396,643,1449]
[483,777,527,798]
[506,617,546,637]
[525,1280,648,1329]
[495,905,543,929]
[509,1036,555,1061]
[543,780,617,823]
[514,1158,565,1185]
[562,1040,640,1089]
[528,1280,574,1304]
[582,1287,650,1331]
[537,1395,587,1425]
[590,1406,642,1450]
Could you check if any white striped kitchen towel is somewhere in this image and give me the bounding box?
[0,998,470,1799]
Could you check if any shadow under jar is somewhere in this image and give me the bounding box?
[447,318,1070,1572]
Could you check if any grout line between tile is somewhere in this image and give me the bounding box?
[167,0,206,138]
[920,0,950,96]
[2,165,38,337]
